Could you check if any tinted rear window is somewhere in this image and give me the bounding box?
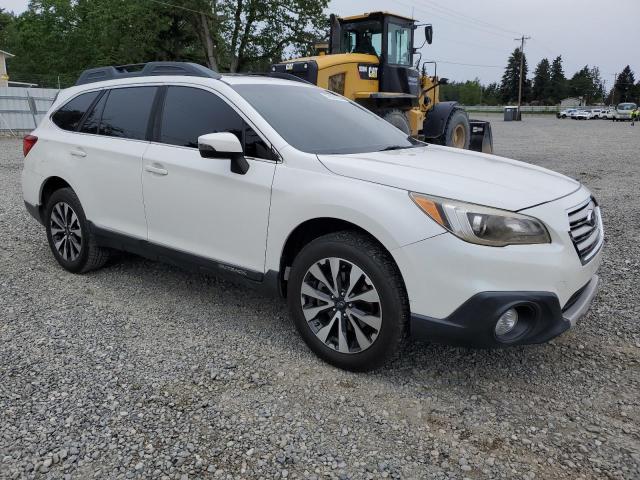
[79,92,107,135]
[52,91,100,131]
[100,87,157,140]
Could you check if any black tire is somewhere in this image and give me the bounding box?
[440,108,470,149]
[561,114,567,118]
[382,109,411,135]
[45,188,110,273]
[287,231,409,372]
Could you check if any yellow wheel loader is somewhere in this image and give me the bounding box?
[271,11,493,153]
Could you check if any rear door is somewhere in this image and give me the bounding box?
[141,85,276,274]
[67,86,158,238]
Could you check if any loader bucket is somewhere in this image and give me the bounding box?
[469,120,493,154]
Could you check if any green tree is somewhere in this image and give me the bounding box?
[5,0,198,87]
[185,0,328,72]
[481,82,501,105]
[549,56,567,104]
[532,58,552,104]
[589,66,605,103]
[0,8,14,47]
[500,47,528,104]
[3,0,328,87]
[612,65,636,103]
[568,65,607,104]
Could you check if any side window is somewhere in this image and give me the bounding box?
[159,86,273,159]
[99,87,157,140]
[51,91,100,131]
[159,86,243,148]
[79,92,107,134]
[244,124,273,159]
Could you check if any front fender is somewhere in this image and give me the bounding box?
[264,164,446,272]
[423,101,459,139]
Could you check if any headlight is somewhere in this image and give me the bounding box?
[410,192,550,246]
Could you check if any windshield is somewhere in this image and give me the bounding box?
[617,103,637,111]
[339,20,382,56]
[232,84,419,155]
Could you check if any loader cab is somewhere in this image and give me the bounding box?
[331,12,420,96]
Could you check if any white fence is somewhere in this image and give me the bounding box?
[0,87,59,134]
[464,105,561,113]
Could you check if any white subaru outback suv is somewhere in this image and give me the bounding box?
[22,62,603,371]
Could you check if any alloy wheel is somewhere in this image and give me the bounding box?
[50,201,82,262]
[300,257,382,354]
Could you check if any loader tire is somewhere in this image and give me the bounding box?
[382,109,411,135]
[441,108,470,150]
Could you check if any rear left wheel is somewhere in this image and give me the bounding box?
[45,188,110,273]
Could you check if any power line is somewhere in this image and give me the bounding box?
[390,0,515,40]
[147,0,214,18]
[420,0,521,36]
[432,60,504,68]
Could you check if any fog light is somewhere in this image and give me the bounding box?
[495,308,518,336]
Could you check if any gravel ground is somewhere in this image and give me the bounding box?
[1,115,639,480]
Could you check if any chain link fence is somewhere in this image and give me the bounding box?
[0,86,59,135]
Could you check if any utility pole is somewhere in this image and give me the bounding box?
[514,35,531,120]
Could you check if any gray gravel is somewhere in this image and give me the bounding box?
[1,115,639,479]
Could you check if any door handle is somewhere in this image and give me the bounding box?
[70,148,87,158]
[144,164,168,176]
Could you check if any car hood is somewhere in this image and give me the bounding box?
[317,145,580,211]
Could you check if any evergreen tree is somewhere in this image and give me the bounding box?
[549,56,567,104]
[568,66,598,104]
[532,58,551,104]
[481,82,501,105]
[613,65,636,103]
[500,47,528,104]
[589,66,605,103]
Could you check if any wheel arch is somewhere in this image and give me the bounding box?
[423,101,463,140]
[39,176,74,216]
[277,217,401,297]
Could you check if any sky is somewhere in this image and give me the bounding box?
[3,0,638,87]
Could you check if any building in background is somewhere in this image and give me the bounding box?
[0,49,15,87]
[560,97,584,108]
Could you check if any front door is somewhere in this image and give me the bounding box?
[141,86,276,274]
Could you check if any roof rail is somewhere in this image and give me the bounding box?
[75,62,221,86]
[223,71,313,85]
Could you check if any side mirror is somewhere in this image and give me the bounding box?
[439,77,449,85]
[424,25,433,45]
[198,132,249,175]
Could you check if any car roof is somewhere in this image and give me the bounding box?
[66,73,311,94]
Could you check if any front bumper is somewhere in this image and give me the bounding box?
[410,275,599,347]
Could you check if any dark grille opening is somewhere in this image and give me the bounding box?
[567,197,603,264]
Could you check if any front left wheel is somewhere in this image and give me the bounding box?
[45,188,110,273]
[287,231,409,371]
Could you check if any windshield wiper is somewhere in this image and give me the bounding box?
[379,145,410,151]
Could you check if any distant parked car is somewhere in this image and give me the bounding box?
[613,102,637,121]
[603,109,615,119]
[557,108,578,118]
[590,109,603,119]
[574,110,592,120]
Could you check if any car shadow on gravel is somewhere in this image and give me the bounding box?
[91,252,572,385]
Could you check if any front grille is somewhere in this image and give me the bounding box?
[567,197,603,264]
